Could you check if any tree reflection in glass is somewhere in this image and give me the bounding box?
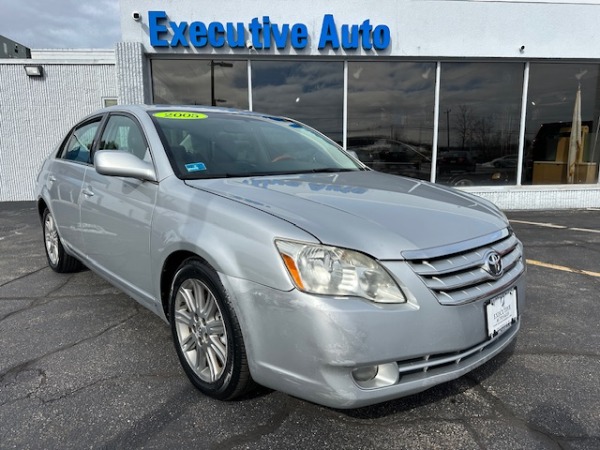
[438,62,522,187]
[347,62,436,181]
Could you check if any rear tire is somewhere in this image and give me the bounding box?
[169,258,253,400]
[42,208,83,273]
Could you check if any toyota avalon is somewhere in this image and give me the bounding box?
[36,105,525,408]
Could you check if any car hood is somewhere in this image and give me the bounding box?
[185,171,508,260]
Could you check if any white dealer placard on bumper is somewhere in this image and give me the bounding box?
[486,288,518,337]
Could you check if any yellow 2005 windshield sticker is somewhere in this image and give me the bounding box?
[153,112,208,120]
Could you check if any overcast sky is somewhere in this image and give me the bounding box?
[0,0,121,49]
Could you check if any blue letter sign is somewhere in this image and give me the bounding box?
[147,11,391,52]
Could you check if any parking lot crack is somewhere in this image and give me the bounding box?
[0,299,36,323]
[210,406,291,450]
[468,380,564,449]
[97,387,201,449]
[45,273,78,297]
[0,368,47,407]
[0,311,141,383]
[35,375,122,405]
[453,420,488,450]
[0,266,47,288]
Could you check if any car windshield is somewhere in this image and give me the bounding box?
[150,111,364,179]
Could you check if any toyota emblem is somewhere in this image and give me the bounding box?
[484,251,503,278]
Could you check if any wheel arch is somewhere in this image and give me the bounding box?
[160,250,211,321]
[37,198,49,223]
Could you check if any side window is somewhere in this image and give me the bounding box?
[99,115,150,162]
[61,120,101,163]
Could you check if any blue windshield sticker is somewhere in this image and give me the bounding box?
[185,162,207,172]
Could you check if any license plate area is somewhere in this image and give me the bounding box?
[486,288,518,337]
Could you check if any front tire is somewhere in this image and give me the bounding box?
[169,258,252,400]
[42,208,83,273]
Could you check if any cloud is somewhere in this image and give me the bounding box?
[0,0,120,48]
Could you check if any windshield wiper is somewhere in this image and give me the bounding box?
[183,168,360,180]
[298,168,359,174]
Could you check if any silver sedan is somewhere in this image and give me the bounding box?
[35,105,525,408]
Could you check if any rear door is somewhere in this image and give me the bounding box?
[47,117,103,254]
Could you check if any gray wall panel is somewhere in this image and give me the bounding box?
[0,63,116,200]
[116,42,150,105]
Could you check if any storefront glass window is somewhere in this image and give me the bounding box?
[151,59,248,109]
[525,63,600,185]
[252,61,344,143]
[438,62,523,187]
[347,62,436,180]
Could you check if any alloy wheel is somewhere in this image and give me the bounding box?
[174,278,228,382]
[44,213,60,266]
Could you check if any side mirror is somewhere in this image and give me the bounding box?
[94,150,157,182]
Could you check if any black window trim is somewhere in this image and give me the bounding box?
[92,111,158,181]
[93,112,152,160]
[56,115,105,165]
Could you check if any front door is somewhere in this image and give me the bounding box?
[80,114,158,305]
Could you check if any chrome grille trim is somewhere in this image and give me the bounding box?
[397,321,519,377]
[407,231,524,305]
[401,228,510,260]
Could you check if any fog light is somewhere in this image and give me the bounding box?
[352,365,379,382]
[351,362,399,389]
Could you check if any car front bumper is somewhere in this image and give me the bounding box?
[221,269,525,409]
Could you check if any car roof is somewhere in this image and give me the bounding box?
[96,104,266,119]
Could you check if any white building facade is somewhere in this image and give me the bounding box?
[0,51,117,201]
[1,0,600,208]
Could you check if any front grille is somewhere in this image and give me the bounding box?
[407,231,524,305]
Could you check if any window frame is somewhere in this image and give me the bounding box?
[92,112,156,172]
[56,116,104,165]
[96,113,150,157]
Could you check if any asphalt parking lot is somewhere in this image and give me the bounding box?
[1,202,599,450]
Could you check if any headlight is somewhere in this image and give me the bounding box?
[275,240,406,303]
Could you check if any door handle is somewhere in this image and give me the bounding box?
[82,188,94,197]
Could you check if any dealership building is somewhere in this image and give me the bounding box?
[1,0,600,208]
